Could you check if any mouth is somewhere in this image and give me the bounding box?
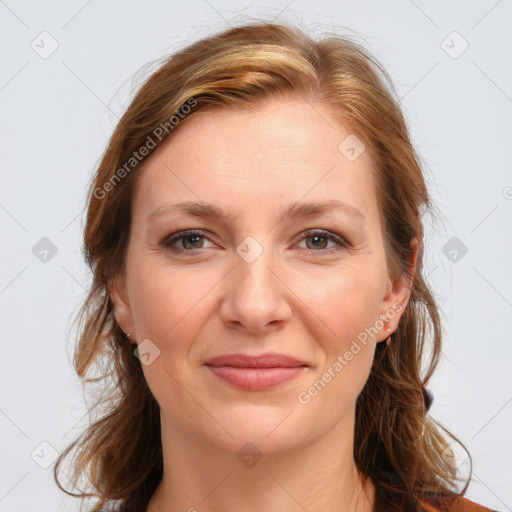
[203,353,308,391]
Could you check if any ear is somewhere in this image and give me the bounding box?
[109,272,136,343]
[377,237,419,342]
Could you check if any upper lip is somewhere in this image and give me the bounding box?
[204,353,307,368]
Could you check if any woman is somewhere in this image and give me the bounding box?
[54,20,497,512]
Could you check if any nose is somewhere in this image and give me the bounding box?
[220,246,292,333]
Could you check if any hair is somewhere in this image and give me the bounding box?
[54,19,473,512]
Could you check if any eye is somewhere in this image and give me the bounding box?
[160,230,216,254]
[296,229,348,253]
[159,228,349,255]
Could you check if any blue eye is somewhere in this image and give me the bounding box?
[160,229,348,255]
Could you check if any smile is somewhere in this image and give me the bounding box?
[205,365,307,391]
[203,352,309,391]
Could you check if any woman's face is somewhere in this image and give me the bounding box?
[111,96,413,455]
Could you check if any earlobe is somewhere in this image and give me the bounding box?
[109,275,134,340]
[378,237,419,341]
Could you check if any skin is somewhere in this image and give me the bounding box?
[110,95,418,512]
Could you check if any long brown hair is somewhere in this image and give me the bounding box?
[54,20,472,512]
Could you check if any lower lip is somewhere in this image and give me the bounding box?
[205,365,306,391]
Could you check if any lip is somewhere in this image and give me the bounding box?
[204,353,308,391]
[204,353,307,368]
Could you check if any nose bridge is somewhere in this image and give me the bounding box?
[222,233,290,330]
[239,260,271,301]
[235,235,278,307]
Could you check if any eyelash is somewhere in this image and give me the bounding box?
[159,229,349,255]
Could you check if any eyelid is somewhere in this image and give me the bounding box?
[159,229,217,252]
[296,228,349,251]
[159,228,350,254]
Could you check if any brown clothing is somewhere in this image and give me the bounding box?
[418,496,498,512]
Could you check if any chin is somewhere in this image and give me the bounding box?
[205,406,317,455]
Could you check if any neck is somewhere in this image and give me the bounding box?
[146,403,375,512]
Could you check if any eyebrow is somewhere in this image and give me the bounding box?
[146,199,366,222]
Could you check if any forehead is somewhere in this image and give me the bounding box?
[132,97,380,225]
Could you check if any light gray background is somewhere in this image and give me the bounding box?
[1,1,511,511]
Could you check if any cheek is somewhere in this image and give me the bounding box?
[127,259,215,342]
[300,267,382,401]
[306,265,384,347]
[126,265,210,413]
[125,262,220,402]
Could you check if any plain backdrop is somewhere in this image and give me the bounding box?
[1,1,511,511]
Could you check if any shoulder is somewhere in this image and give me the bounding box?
[418,496,498,512]
[448,496,499,512]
